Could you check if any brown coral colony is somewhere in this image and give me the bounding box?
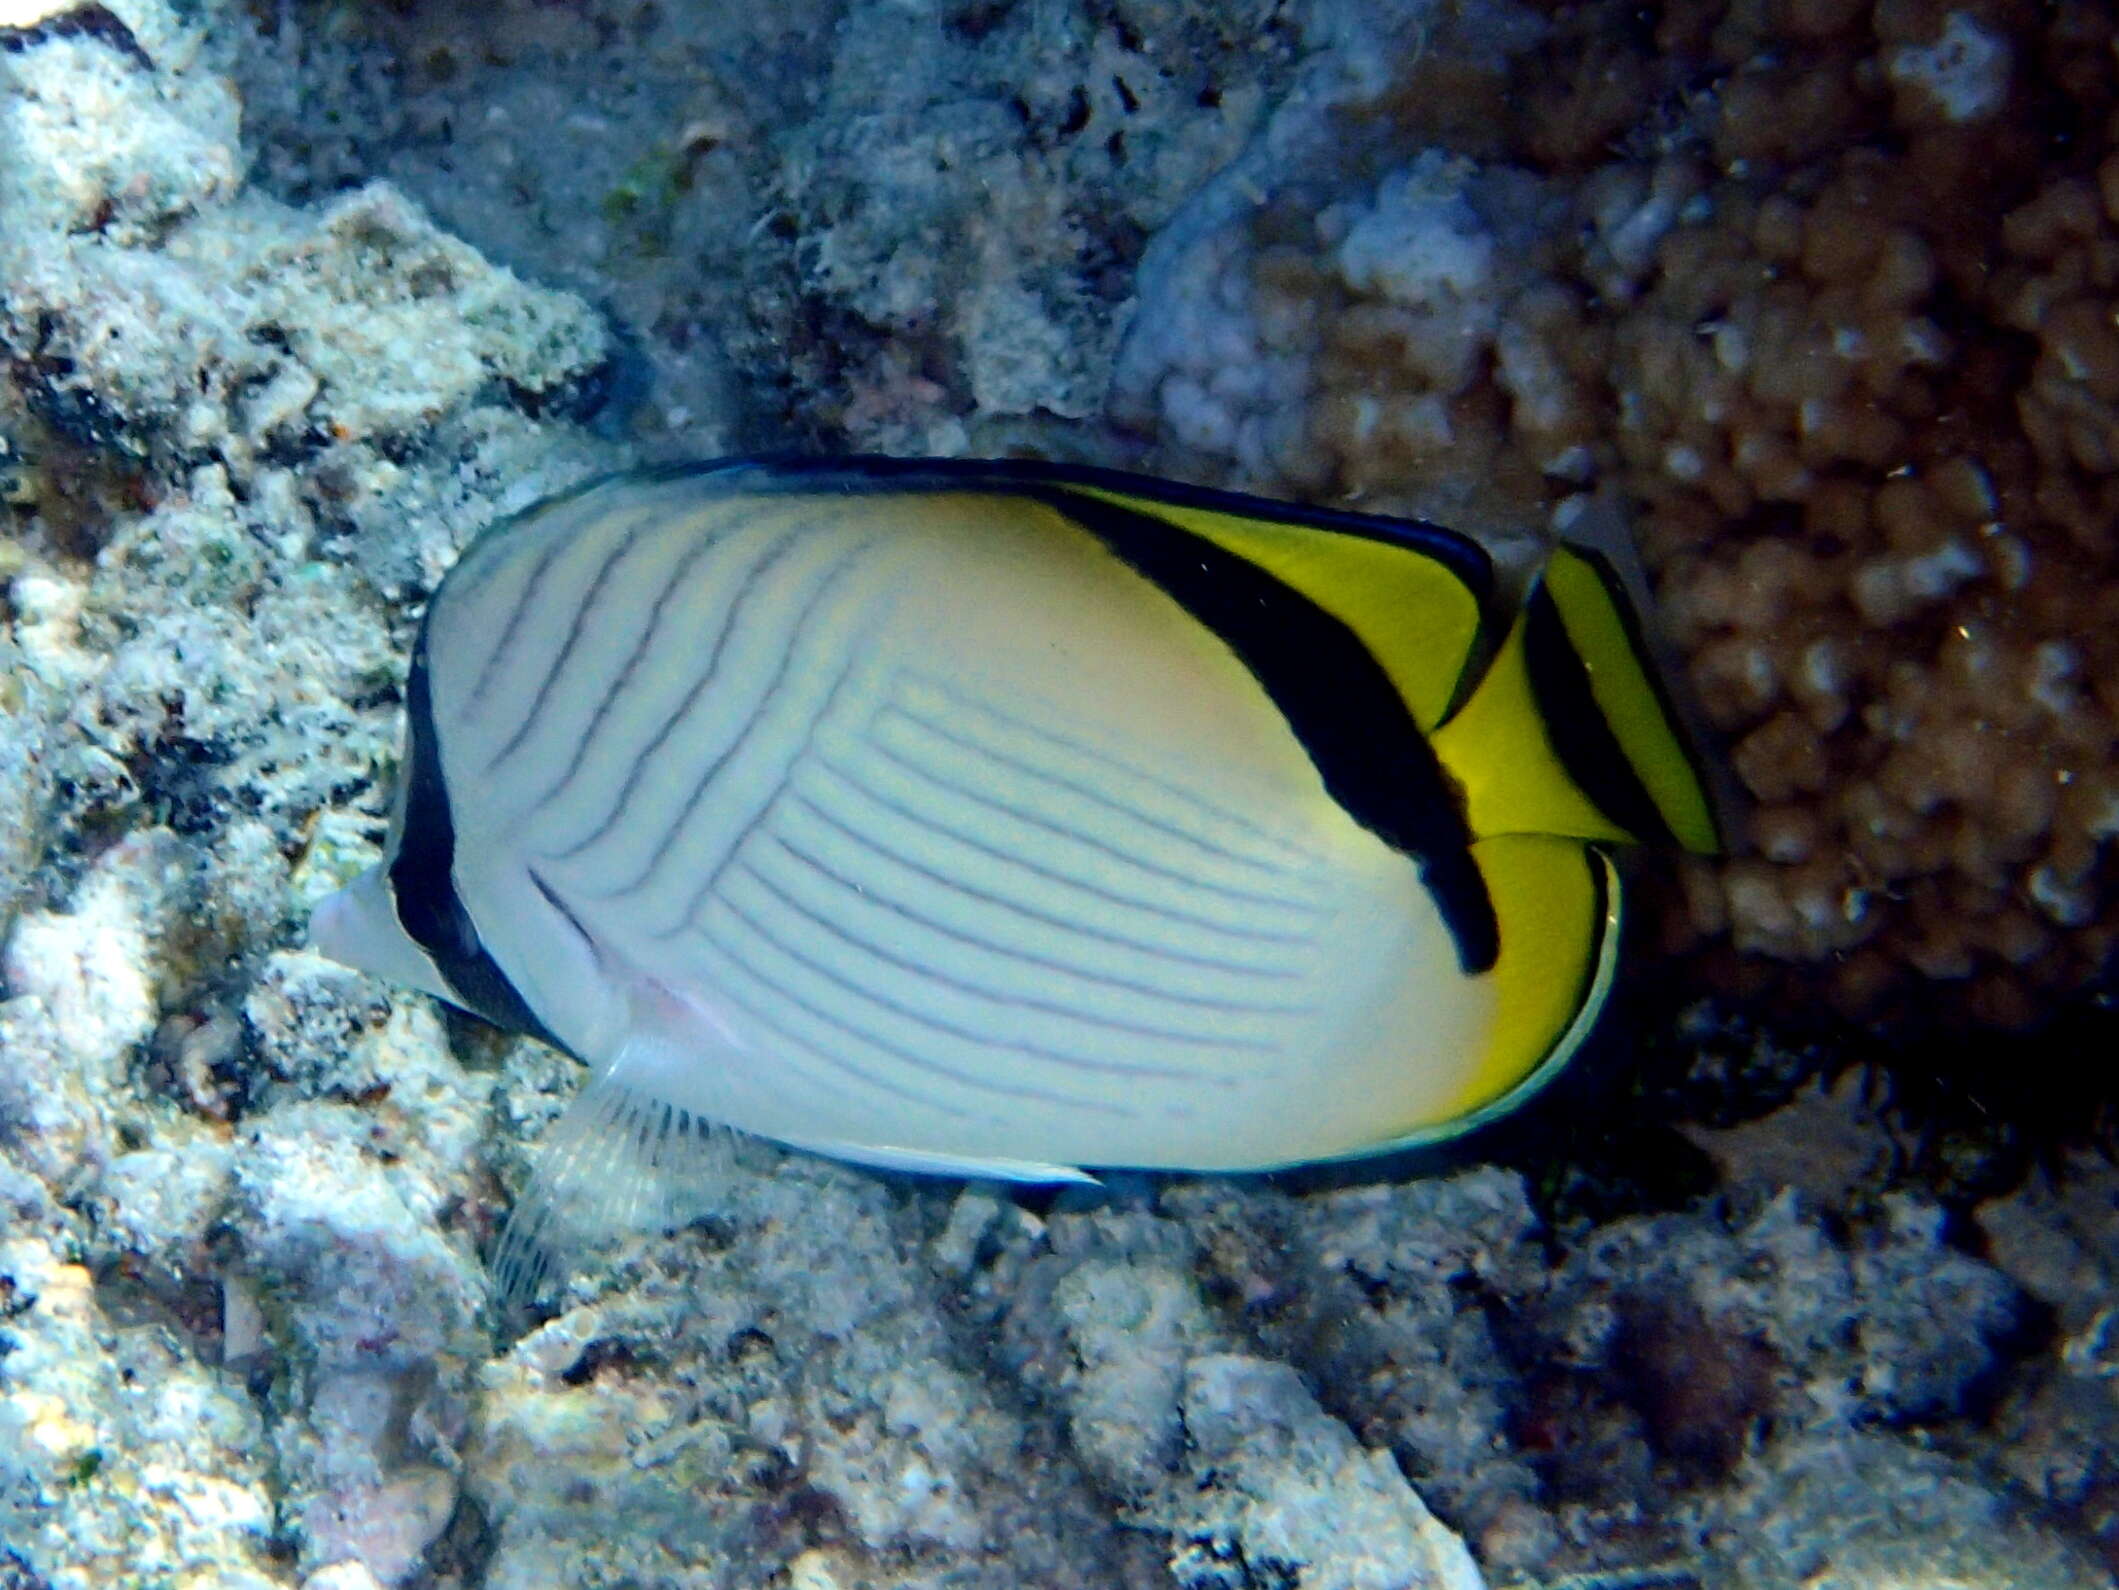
[1324,0,2115,1027]
[1646,0,2118,1027]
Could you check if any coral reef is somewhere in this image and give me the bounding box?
[2,2,613,1584]
[4,0,2117,1586]
[1166,1354,1485,1590]
[220,0,1290,458]
[468,1155,1171,1589]
[0,1232,281,1590]
[1113,0,2119,1029]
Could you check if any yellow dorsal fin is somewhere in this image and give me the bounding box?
[1430,545,1720,852]
[1069,488,1489,730]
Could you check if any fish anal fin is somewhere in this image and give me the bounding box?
[1276,838,1617,1165]
[1434,836,1616,1132]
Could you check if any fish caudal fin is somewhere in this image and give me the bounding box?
[1429,544,1721,854]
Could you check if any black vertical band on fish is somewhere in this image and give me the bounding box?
[389,631,567,1051]
[1036,485,1501,977]
[310,455,1724,1204]
[1520,582,1678,849]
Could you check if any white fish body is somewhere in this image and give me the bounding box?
[312,459,1716,1214]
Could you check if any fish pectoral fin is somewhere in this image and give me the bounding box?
[773,1134,1099,1185]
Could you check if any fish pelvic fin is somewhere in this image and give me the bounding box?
[489,1062,741,1318]
[1429,543,1722,855]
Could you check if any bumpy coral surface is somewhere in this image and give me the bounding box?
[1116,0,2119,1030]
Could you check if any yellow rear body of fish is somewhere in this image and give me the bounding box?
[311,457,1718,1211]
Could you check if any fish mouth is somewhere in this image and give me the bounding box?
[305,866,377,962]
[306,863,455,1008]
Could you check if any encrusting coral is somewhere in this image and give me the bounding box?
[1116,0,2119,1031]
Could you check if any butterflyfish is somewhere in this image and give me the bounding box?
[311,457,1718,1214]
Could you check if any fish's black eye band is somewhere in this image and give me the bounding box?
[1048,489,1501,977]
[390,630,571,1053]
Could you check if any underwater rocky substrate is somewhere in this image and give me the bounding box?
[3,0,2118,1586]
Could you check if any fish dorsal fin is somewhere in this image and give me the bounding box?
[1430,545,1721,852]
[1064,487,1492,731]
